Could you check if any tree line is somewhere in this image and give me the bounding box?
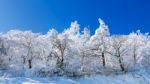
[0,19,150,77]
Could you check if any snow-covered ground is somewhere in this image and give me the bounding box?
[0,69,150,84]
[0,74,150,84]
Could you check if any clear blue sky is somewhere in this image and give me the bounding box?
[0,0,150,34]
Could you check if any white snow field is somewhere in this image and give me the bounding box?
[0,74,150,84]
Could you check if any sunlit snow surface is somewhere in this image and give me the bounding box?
[0,74,150,84]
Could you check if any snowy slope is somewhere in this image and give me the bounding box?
[0,74,150,84]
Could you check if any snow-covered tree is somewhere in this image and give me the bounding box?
[0,37,9,68]
[127,31,144,66]
[90,18,109,68]
[0,19,149,77]
[108,35,128,72]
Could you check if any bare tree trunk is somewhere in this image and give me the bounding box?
[102,52,106,68]
[28,59,32,69]
[61,51,64,68]
[57,49,64,70]
[133,55,136,65]
[133,47,136,65]
[27,46,32,69]
[118,55,124,71]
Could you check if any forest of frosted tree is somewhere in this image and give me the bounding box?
[0,18,150,77]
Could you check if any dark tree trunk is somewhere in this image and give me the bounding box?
[133,48,136,65]
[134,54,136,65]
[60,48,65,69]
[60,54,64,69]
[118,55,124,71]
[102,52,106,68]
[28,59,32,69]
[56,50,64,70]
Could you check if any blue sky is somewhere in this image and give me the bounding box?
[0,0,150,34]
